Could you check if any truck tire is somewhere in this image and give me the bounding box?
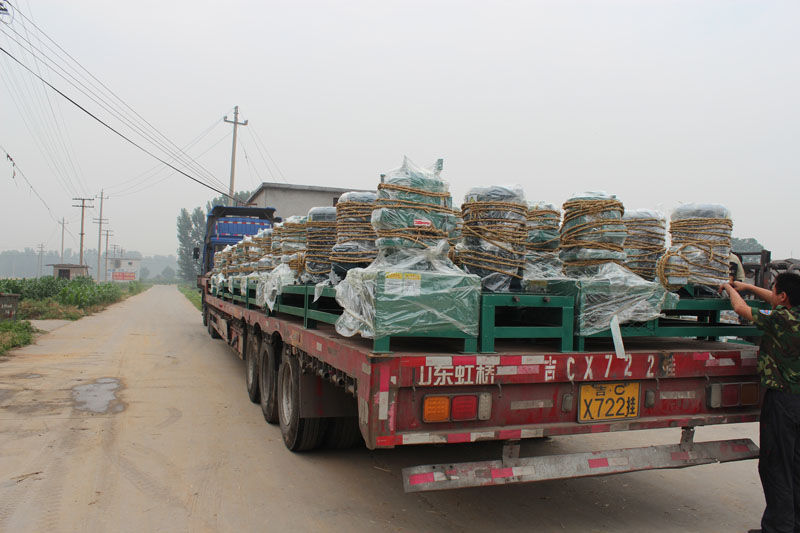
[245,331,260,403]
[324,417,362,449]
[207,312,221,339]
[202,304,208,326]
[259,340,279,424]
[277,354,327,451]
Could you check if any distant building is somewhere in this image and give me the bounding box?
[246,182,373,219]
[48,264,90,280]
[108,257,141,283]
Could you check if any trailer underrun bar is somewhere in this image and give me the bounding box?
[403,429,759,492]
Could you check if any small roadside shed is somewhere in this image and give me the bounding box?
[48,264,90,280]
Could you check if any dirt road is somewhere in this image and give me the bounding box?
[0,285,764,532]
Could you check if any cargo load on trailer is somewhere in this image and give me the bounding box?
[199,157,768,493]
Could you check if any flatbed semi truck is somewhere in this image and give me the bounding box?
[200,275,764,493]
[197,204,764,492]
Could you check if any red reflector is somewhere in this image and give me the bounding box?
[721,384,740,407]
[451,395,478,421]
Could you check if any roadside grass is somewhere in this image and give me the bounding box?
[178,284,202,311]
[0,320,35,355]
[13,279,151,321]
[17,299,84,320]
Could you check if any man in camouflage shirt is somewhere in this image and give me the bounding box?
[722,272,800,533]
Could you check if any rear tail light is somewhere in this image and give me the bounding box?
[708,383,759,408]
[422,394,492,423]
[422,396,450,423]
[451,395,478,421]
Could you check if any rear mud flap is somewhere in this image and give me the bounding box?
[403,437,758,492]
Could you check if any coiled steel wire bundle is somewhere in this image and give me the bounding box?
[281,216,307,275]
[523,202,563,279]
[371,158,457,255]
[657,203,732,290]
[459,185,527,292]
[622,209,665,281]
[330,191,378,279]
[305,206,337,282]
[253,228,274,273]
[559,192,626,276]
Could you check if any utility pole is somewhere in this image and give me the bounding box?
[72,197,94,266]
[94,189,109,281]
[59,217,67,262]
[103,229,113,282]
[36,243,45,277]
[223,105,248,206]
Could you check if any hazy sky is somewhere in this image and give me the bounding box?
[1,1,798,258]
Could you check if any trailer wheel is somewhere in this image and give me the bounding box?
[277,354,327,451]
[259,340,279,424]
[207,311,221,339]
[324,417,362,449]
[244,331,260,403]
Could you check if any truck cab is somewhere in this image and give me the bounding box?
[200,205,281,277]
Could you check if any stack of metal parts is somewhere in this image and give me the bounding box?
[559,191,627,276]
[253,228,275,273]
[523,201,563,280]
[657,203,733,290]
[459,185,527,292]
[304,206,337,283]
[622,209,665,281]
[329,191,378,280]
[371,157,458,254]
[335,157,480,340]
[281,215,307,274]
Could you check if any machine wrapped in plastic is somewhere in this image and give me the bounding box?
[334,241,480,339]
[622,209,665,281]
[304,206,337,283]
[523,201,563,280]
[371,157,458,252]
[560,191,626,276]
[573,262,676,336]
[460,185,527,292]
[330,191,378,280]
[657,203,733,290]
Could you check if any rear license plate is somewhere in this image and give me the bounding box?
[579,382,640,422]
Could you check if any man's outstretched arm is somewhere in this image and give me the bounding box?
[721,282,754,322]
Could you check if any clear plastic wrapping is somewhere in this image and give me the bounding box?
[304,206,337,283]
[623,209,665,281]
[259,263,299,311]
[560,191,626,275]
[371,157,457,251]
[575,262,677,336]
[524,201,563,280]
[334,240,480,339]
[460,185,527,292]
[657,203,733,290]
[330,191,378,280]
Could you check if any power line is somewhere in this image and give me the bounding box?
[0,44,236,201]
[0,14,231,192]
[111,130,231,198]
[0,28,224,193]
[0,142,58,222]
